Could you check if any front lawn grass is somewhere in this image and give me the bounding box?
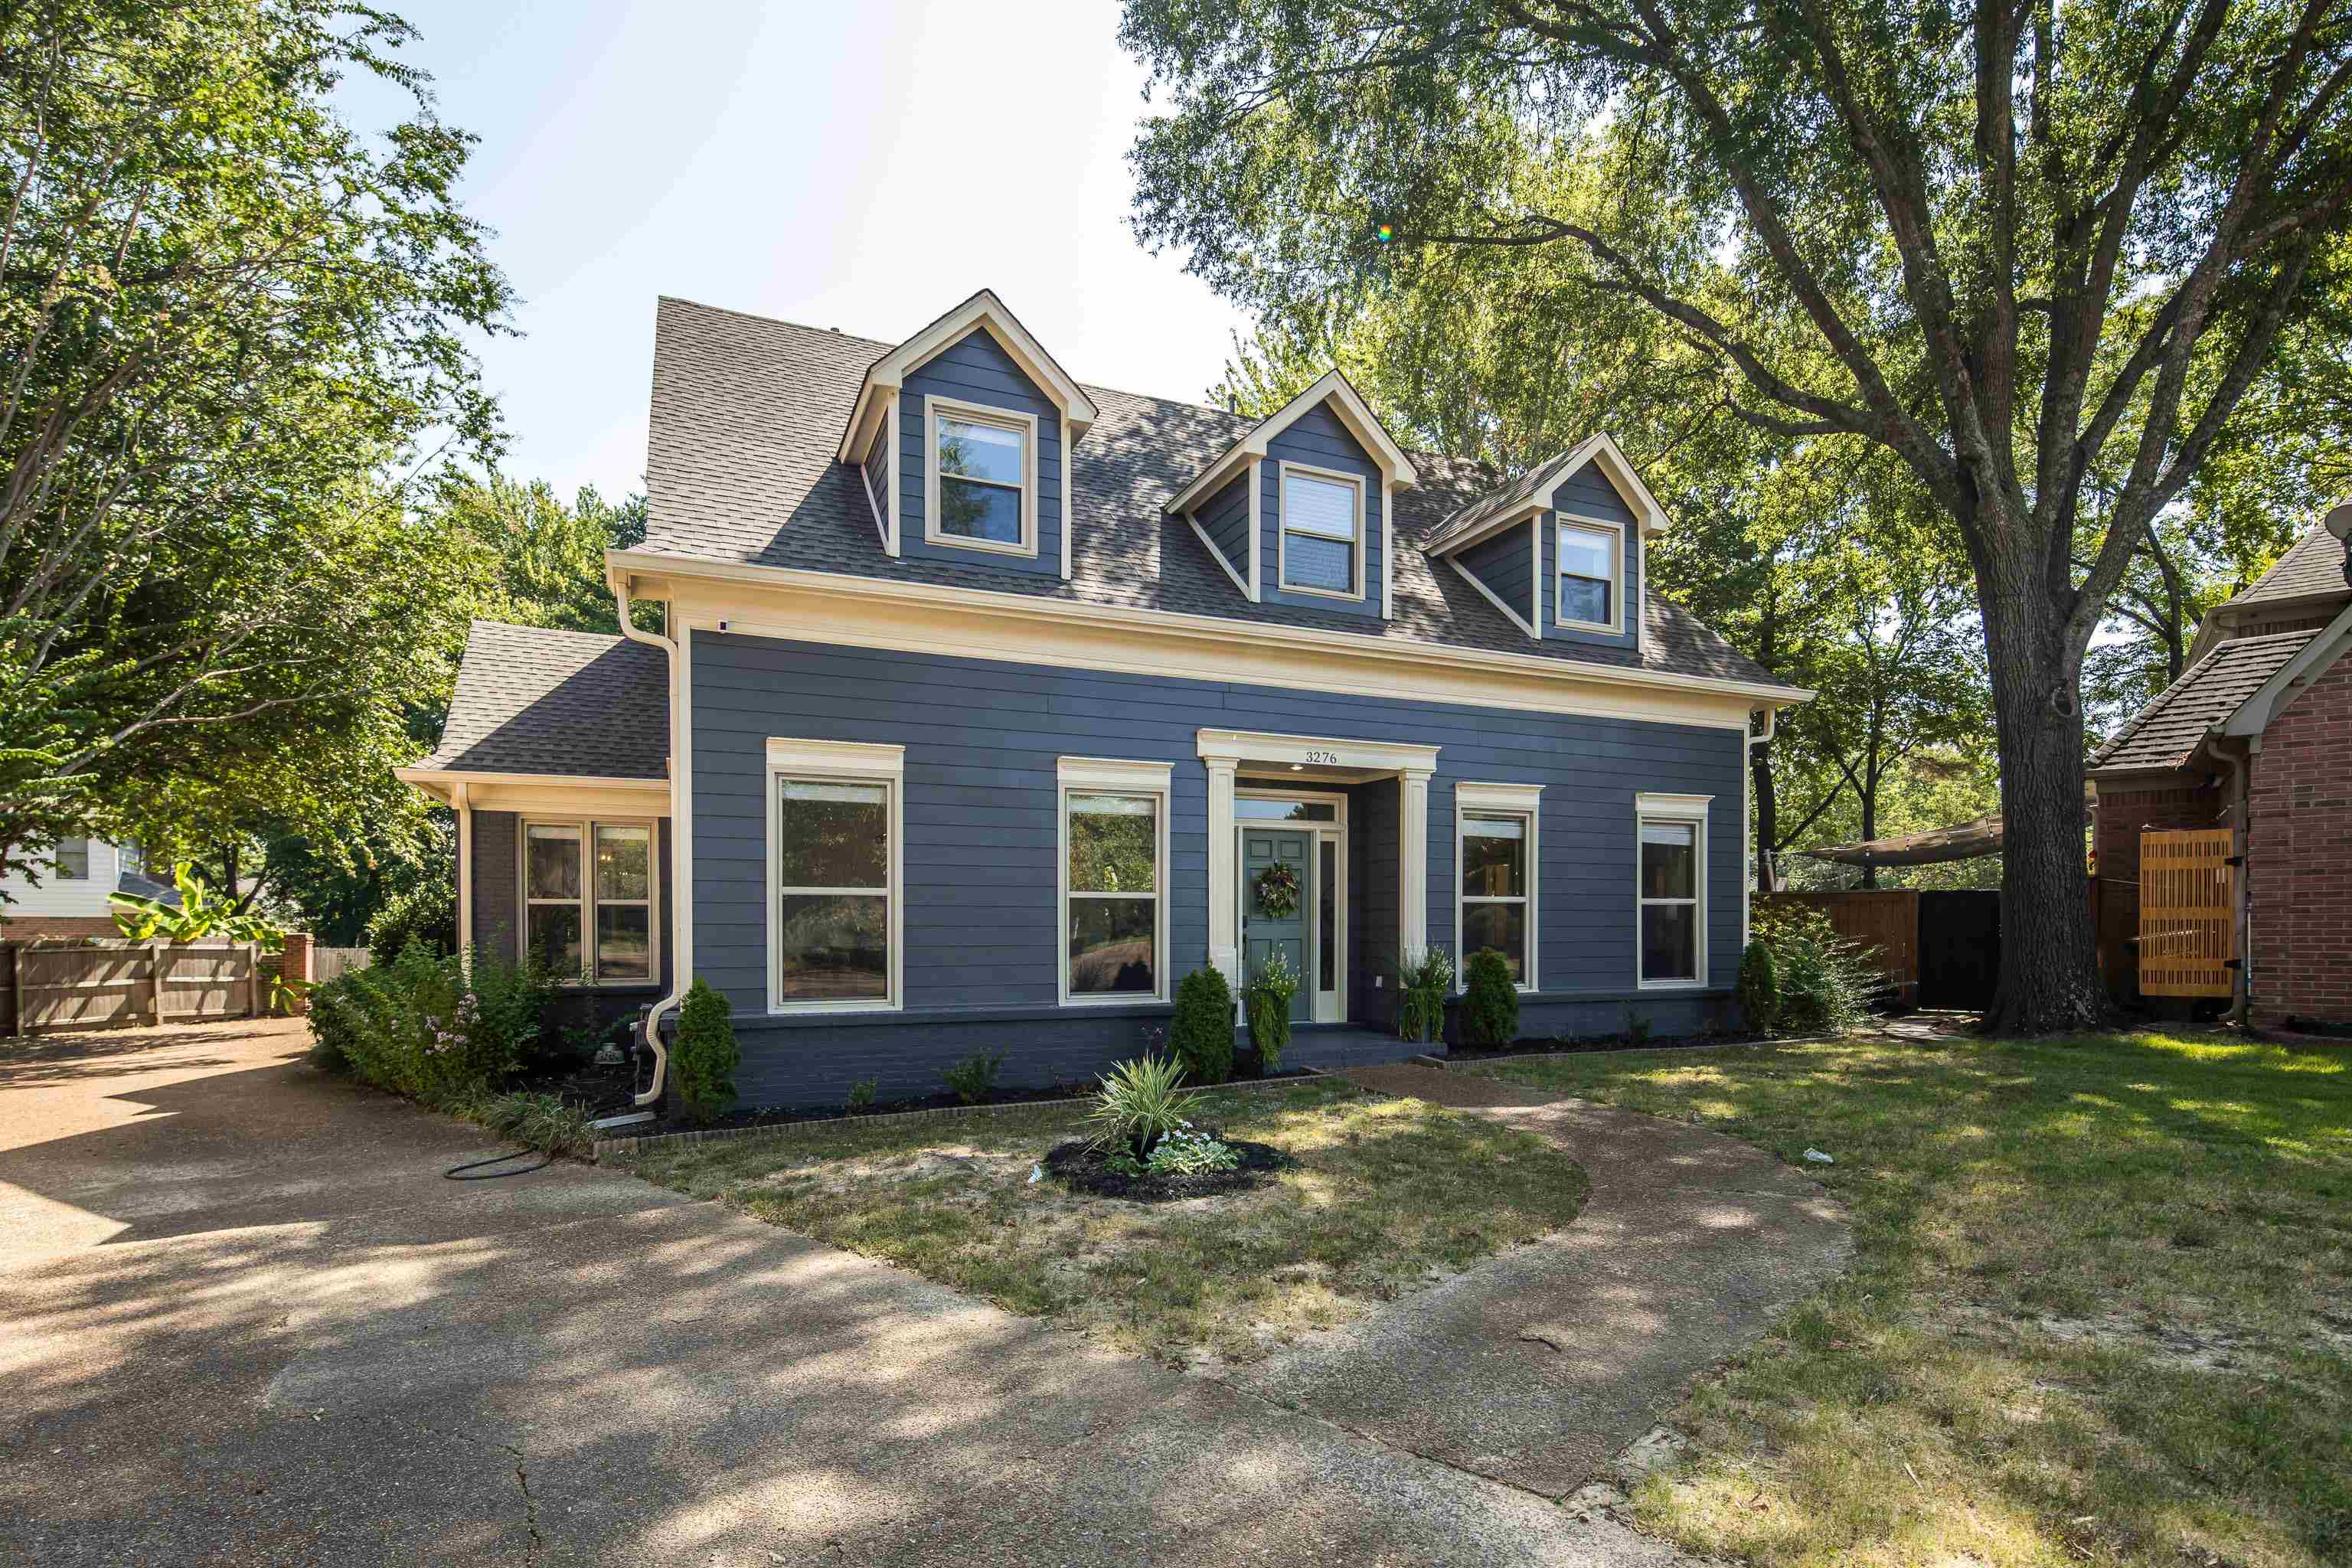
[622,1077,1587,1366]
[1466,1030,2350,1568]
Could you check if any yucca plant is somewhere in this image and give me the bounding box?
[1084,1053,1209,1159]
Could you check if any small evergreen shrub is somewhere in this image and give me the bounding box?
[1243,948,1297,1073]
[1624,1006,1652,1047]
[672,978,741,1125]
[1461,949,1520,1047]
[847,1077,880,1112]
[1393,946,1455,1044]
[1737,939,1783,1035]
[943,1050,1004,1104]
[364,880,457,969]
[1168,965,1236,1085]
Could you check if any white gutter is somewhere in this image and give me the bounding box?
[614,581,685,1107]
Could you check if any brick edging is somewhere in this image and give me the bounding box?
[1423,1034,1847,1071]
[593,1067,1334,1161]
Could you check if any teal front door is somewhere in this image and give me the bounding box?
[1243,829,1314,1024]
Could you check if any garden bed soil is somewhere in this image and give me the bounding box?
[1041,1135,1293,1203]
[577,1060,1321,1141]
[1441,1029,1766,1062]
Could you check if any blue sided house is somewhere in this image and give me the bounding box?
[397,289,1810,1110]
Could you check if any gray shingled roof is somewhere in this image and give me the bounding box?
[1432,448,1584,543]
[416,621,669,779]
[2089,629,2317,773]
[2226,523,2352,609]
[639,298,1793,691]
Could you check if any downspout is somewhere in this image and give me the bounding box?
[615,579,683,1106]
[453,780,473,962]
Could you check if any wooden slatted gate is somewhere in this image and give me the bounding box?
[2139,828,2236,998]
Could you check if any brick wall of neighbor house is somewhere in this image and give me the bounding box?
[2247,655,2352,1028]
[0,916,123,939]
[691,631,1743,1106]
[2091,774,2225,1000]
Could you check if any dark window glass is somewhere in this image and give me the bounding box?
[1319,840,1337,992]
[1462,815,1526,896]
[596,905,652,980]
[525,825,582,900]
[1283,531,1354,593]
[527,903,583,975]
[777,781,887,889]
[939,476,1023,542]
[1639,822,1696,900]
[1067,897,1156,996]
[938,416,1024,485]
[54,837,90,880]
[1235,796,1338,822]
[1559,574,1612,626]
[937,416,1024,544]
[1462,900,1527,982]
[1641,903,1697,982]
[596,825,650,902]
[777,893,888,1000]
[1068,795,1156,893]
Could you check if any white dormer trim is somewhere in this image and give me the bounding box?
[1161,371,1418,518]
[1426,433,1670,557]
[837,288,1098,464]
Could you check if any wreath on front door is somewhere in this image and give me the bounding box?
[1253,862,1301,920]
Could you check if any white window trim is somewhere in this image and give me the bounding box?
[923,393,1040,558]
[1455,782,1543,993]
[1555,513,1627,635]
[766,738,906,1014]
[1635,791,1712,990]
[516,817,662,987]
[1276,459,1367,602]
[1057,757,1174,1007]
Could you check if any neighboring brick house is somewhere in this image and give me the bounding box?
[2089,518,2352,1028]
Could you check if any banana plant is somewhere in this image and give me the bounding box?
[110,861,286,949]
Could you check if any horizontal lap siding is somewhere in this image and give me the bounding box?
[900,330,1062,577]
[691,632,1743,1104]
[1261,404,1383,618]
[1456,516,1535,629]
[1197,469,1251,582]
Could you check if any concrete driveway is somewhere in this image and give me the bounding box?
[0,1020,1723,1566]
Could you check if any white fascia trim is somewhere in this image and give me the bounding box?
[836,288,1097,462]
[607,551,1813,707]
[1458,780,1546,812]
[1161,371,1418,517]
[1058,756,1174,791]
[1637,791,1715,812]
[1197,727,1439,775]
[1380,476,1394,621]
[1188,511,1253,598]
[395,766,671,801]
[2218,600,2352,738]
[1449,557,1539,639]
[1246,458,1263,601]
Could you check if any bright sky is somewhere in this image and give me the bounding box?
[344,0,1250,501]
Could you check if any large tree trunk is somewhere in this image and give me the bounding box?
[1978,570,2105,1034]
[1857,762,1879,889]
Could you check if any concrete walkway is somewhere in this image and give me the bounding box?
[0,1021,1849,1566]
[1239,1065,1851,1499]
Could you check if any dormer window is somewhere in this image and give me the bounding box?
[926,395,1037,556]
[1557,518,1622,632]
[1279,462,1365,599]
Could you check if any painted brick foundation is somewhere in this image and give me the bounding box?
[2247,655,2352,1028]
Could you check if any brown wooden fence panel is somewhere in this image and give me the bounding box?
[3,940,259,1034]
[1756,889,1921,1007]
[2140,828,2236,998]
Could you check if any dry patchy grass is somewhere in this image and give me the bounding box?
[622,1078,1589,1367]
[1469,1030,2352,1568]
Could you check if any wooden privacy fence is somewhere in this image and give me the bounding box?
[1756,889,1921,1007]
[2,940,266,1036]
[2138,828,2236,998]
[312,946,372,984]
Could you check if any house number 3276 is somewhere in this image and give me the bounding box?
[1302,750,1339,765]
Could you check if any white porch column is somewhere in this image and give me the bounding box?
[1400,766,1433,959]
[1204,754,1240,991]
[452,780,473,962]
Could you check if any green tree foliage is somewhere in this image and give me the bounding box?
[672,978,741,1126]
[1169,965,1236,1084]
[436,475,655,636]
[1121,0,2352,1031]
[0,0,513,898]
[1461,949,1520,1047]
[365,877,457,969]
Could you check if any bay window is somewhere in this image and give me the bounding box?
[521,820,657,984]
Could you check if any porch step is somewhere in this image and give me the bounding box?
[1280,1027,1429,1073]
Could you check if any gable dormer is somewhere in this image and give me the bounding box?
[837,289,1097,579]
[1163,371,1418,618]
[1426,434,1665,652]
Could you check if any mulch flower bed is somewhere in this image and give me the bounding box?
[1041,1135,1293,1203]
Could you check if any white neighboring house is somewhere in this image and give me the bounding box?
[0,840,176,938]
